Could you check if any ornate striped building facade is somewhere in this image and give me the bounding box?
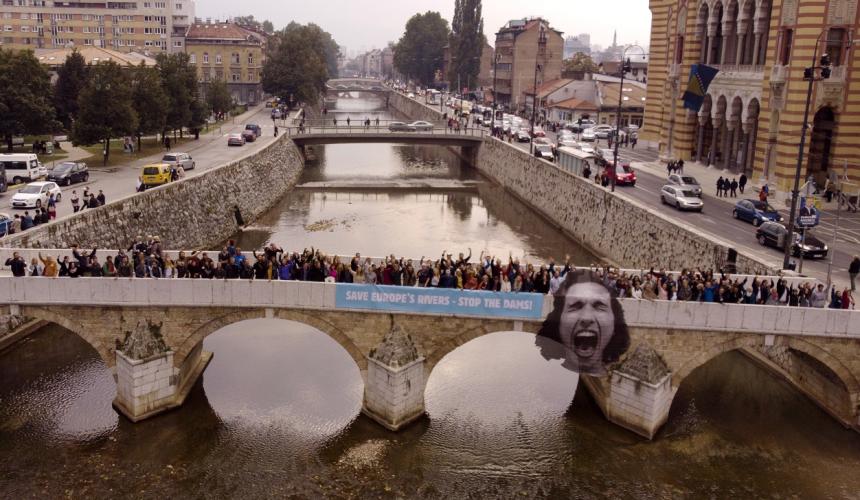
[644,0,859,191]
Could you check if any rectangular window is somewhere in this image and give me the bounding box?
[826,28,846,66]
[202,53,208,63]
[215,53,222,64]
[779,29,793,66]
[189,53,195,63]
[247,53,253,65]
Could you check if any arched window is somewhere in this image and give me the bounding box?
[202,52,208,64]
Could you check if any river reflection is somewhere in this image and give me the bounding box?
[3,325,860,497]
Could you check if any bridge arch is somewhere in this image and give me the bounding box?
[19,305,114,368]
[423,323,540,378]
[671,333,860,424]
[175,309,367,377]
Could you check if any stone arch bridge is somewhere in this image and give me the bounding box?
[3,277,859,439]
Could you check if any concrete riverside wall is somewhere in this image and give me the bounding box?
[0,136,305,250]
[474,138,777,275]
[3,277,859,338]
[387,91,445,123]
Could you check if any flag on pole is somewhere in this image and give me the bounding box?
[682,64,719,112]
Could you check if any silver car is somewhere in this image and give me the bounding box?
[667,174,702,197]
[661,185,703,211]
[408,121,434,132]
[388,121,415,132]
[162,152,195,170]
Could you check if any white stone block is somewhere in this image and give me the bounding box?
[133,279,149,303]
[322,282,336,308]
[787,308,805,334]
[763,306,784,333]
[211,280,231,305]
[10,278,27,303]
[169,279,194,305]
[705,302,728,330]
[846,312,860,336]
[690,301,709,328]
[192,279,214,305]
[232,280,252,306]
[251,280,274,306]
[310,282,326,308]
[652,300,670,325]
[150,280,172,305]
[0,279,11,302]
[297,282,312,307]
[826,310,849,336]
[724,305,743,330]
[741,305,764,332]
[620,299,640,325]
[637,300,656,325]
[801,309,826,335]
[24,278,50,303]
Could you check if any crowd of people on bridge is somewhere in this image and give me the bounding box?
[3,239,855,310]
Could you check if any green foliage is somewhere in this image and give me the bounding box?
[0,48,57,152]
[155,52,198,133]
[54,49,88,130]
[206,78,233,118]
[394,11,450,87]
[73,60,138,164]
[131,62,168,139]
[448,0,484,90]
[261,20,274,34]
[188,97,208,133]
[262,22,339,104]
[563,52,598,74]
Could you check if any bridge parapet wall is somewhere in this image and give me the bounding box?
[0,136,304,250]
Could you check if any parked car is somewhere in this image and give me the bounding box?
[755,221,828,258]
[596,148,615,161]
[667,174,703,197]
[581,128,597,142]
[409,121,434,132]
[227,133,245,146]
[161,152,195,171]
[241,129,257,142]
[733,199,783,226]
[515,128,532,142]
[567,119,596,132]
[140,163,172,188]
[244,124,262,137]
[534,143,554,161]
[531,126,546,138]
[576,142,595,154]
[592,125,615,139]
[10,181,61,209]
[46,161,89,186]
[660,184,703,211]
[388,121,415,132]
[0,213,13,236]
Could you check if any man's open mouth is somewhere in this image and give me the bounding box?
[572,330,598,358]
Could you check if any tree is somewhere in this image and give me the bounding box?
[261,20,274,34]
[262,23,338,104]
[394,12,450,87]
[448,0,484,91]
[563,52,598,75]
[0,49,57,152]
[206,78,233,119]
[54,49,88,130]
[73,60,138,165]
[131,62,167,152]
[188,97,208,139]
[155,52,198,137]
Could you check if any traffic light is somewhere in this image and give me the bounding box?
[821,66,831,79]
[803,67,814,80]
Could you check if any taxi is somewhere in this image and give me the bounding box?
[140,163,172,188]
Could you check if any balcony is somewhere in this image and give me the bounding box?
[668,62,681,79]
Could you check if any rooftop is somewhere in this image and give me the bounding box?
[34,46,157,67]
[186,23,258,42]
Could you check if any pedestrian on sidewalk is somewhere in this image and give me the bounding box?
[716,177,725,197]
[759,184,769,202]
[730,178,738,197]
[739,173,747,194]
[678,159,684,174]
[97,190,106,206]
[631,134,638,149]
[346,117,351,126]
[163,135,171,151]
[850,255,859,291]
[71,190,80,213]
[667,161,673,176]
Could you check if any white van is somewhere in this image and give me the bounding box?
[0,154,47,185]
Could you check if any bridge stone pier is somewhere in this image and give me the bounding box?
[3,277,859,438]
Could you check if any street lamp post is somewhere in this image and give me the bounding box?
[530,63,542,155]
[782,29,837,270]
[491,53,501,134]
[612,45,647,193]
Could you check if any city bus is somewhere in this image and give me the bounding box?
[557,146,596,178]
[425,89,441,105]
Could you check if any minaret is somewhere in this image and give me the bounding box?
[613,30,617,48]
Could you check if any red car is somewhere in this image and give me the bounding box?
[603,162,637,186]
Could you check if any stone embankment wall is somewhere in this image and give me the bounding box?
[387,92,445,124]
[474,138,776,274]
[1,136,304,250]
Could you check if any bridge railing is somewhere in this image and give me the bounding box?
[1,277,857,337]
[285,123,485,139]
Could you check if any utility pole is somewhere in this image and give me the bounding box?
[530,62,542,155]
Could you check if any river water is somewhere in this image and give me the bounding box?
[2,96,860,498]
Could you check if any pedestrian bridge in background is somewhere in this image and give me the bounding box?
[2,275,858,438]
[288,126,485,148]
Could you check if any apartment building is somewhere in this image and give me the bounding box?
[493,17,563,113]
[0,0,194,53]
[644,0,859,190]
[184,22,264,105]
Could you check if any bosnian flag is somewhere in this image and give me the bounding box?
[682,64,719,112]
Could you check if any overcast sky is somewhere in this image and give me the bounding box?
[197,0,652,56]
